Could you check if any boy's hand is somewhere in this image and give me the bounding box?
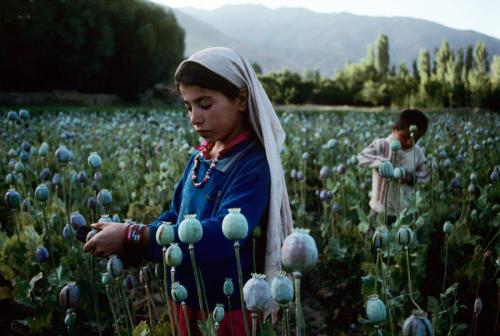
[401,172,414,185]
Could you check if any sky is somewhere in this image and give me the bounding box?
[151,0,500,39]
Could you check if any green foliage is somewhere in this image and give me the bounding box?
[0,0,185,100]
[258,35,498,109]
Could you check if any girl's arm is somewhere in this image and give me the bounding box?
[147,158,271,264]
[357,139,387,168]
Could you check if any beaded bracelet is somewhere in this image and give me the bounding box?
[124,223,147,247]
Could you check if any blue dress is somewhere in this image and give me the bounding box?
[145,138,271,310]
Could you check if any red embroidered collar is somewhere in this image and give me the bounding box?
[196,130,253,159]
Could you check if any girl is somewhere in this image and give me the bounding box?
[83,47,293,335]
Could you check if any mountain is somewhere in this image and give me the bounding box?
[170,4,500,76]
[172,9,299,73]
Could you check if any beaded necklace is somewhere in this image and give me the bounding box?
[191,143,218,188]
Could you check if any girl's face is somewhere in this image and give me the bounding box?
[180,84,247,146]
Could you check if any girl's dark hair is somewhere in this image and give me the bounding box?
[175,61,240,99]
[395,109,428,134]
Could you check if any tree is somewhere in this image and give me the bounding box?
[375,33,390,78]
[0,0,185,100]
[252,62,263,75]
[468,42,490,106]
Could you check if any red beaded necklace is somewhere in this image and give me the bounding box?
[191,143,218,188]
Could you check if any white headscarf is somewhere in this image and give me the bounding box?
[175,47,294,315]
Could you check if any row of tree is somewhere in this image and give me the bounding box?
[257,34,500,109]
[0,0,185,100]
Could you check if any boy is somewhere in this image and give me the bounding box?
[357,109,429,224]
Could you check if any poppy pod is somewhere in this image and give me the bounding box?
[397,225,413,247]
[70,212,86,231]
[171,282,188,303]
[156,222,175,246]
[213,303,225,323]
[35,184,49,202]
[372,226,389,249]
[379,160,394,178]
[222,208,249,241]
[281,228,318,273]
[4,189,21,209]
[107,255,123,278]
[165,243,183,267]
[390,139,401,152]
[223,277,234,296]
[178,214,203,244]
[366,294,387,324]
[243,273,271,313]
[402,310,433,336]
[60,283,80,309]
[271,271,294,305]
[87,152,102,170]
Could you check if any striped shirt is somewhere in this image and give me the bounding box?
[357,133,429,216]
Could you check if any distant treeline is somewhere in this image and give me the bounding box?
[0,0,185,100]
[257,34,500,110]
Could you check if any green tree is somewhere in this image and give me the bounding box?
[468,41,490,106]
[375,33,390,78]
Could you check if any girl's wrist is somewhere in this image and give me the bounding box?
[123,224,149,249]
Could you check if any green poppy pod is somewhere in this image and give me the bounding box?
[19,151,29,163]
[55,146,70,164]
[7,110,18,121]
[5,172,16,185]
[397,225,413,246]
[171,282,188,303]
[271,271,294,305]
[4,188,21,209]
[98,214,112,223]
[213,303,225,323]
[442,221,454,234]
[402,310,433,336]
[8,148,17,158]
[19,109,30,120]
[281,228,318,273]
[390,140,401,152]
[35,184,49,202]
[372,226,389,249]
[222,208,249,241]
[165,243,183,267]
[379,161,394,178]
[409,125,418,134]
[223,278,234,296]
[64,310,76,329]
[366,294,387,324]
[14,161,25,173]
[253,225,262,238]
[87,152,102,170]
[107,255,123,278]
[178,214,203,244]
[394,167,406,180]
[101,272,112,286]
[156,222,175,246]
[243,273,271,313]
[38,142,49,156]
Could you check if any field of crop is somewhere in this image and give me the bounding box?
[1,107,499,335]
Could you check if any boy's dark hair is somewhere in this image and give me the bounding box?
[175,61,240,99]
[394,109,428,134]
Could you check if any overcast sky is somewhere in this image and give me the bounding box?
[151,0,500,39]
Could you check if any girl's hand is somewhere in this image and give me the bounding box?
[83,222,128,257]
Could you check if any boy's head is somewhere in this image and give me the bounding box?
[392,109,428,150]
